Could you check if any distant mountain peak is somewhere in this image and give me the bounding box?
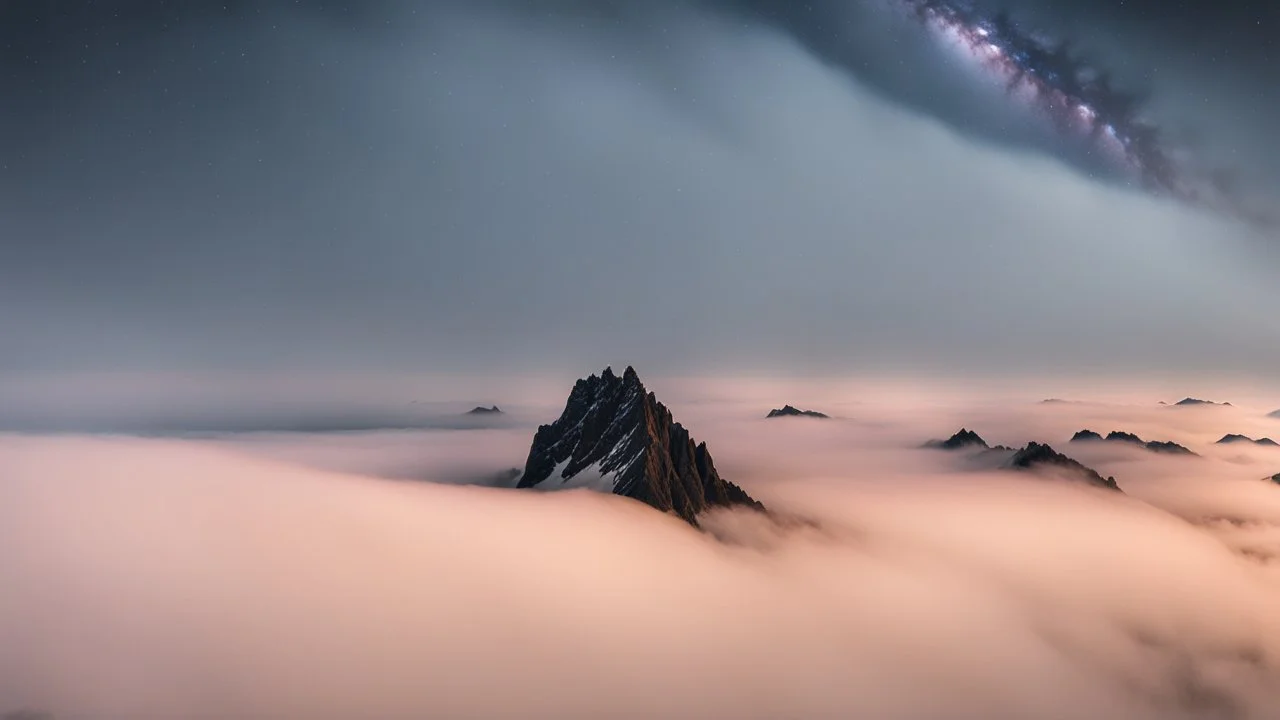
[1070,429,1195,455]
[1006,442,1122,491]
[1217,434,1278,447]
[925,428,990,450]
[466,405,503,415]
[516,366,763,527]
[766,405,830,419]
[1105,431,1144,444]
[1144,440,1197,455]
[1174,398,1231,407]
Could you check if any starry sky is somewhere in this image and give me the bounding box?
[1,0,1277,392]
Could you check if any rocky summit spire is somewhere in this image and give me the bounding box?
[516,366,763,527]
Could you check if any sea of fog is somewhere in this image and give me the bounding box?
[3,382,1280,719]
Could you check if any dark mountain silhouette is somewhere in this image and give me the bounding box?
[1174,398,1231,407]
[1269,409,1280,419]
[1005,442,1122,492]
[515,366,763,528]
[1267,473,1280,485]
[1070,429,1196,455]
[925,428,990,450]
[766,405,829,419]
[1217,434,1279,447]
[1144,441,1197,455]
[466,405,503,415]
[1105,431,1144,444]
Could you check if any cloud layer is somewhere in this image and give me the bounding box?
[4,387,1280,718]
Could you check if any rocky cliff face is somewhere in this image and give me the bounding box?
[516,366,764,527]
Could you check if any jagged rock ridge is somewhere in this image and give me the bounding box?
[1070,429,1196,455]
[766,405,829,419]
[1006,442,1122,492]
[516,366,763,527]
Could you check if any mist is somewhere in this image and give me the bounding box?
[5,383,1280,718]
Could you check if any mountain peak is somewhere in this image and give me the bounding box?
[1105,431,1144,444]
[926,428,990,450]
[1218,434,1278,447]
[1174,397,1231,407]
[1006,442,1122,491]
[1071,429,1104,442]
[766,405,830,419]
[516,366,763,527]
[466,405,503,415]
[1071,429,1195,455]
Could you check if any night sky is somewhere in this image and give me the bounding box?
[1,0,1277,388]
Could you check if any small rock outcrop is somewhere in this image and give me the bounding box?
[1217,434,1279,447]
[1005,442,1122,492]
[516,366,764,527]
[1174,398,1232,407]
[467,405,503,415]
[1070,429,1196,455]
[925,428,990,450]
[766,405,830,419]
